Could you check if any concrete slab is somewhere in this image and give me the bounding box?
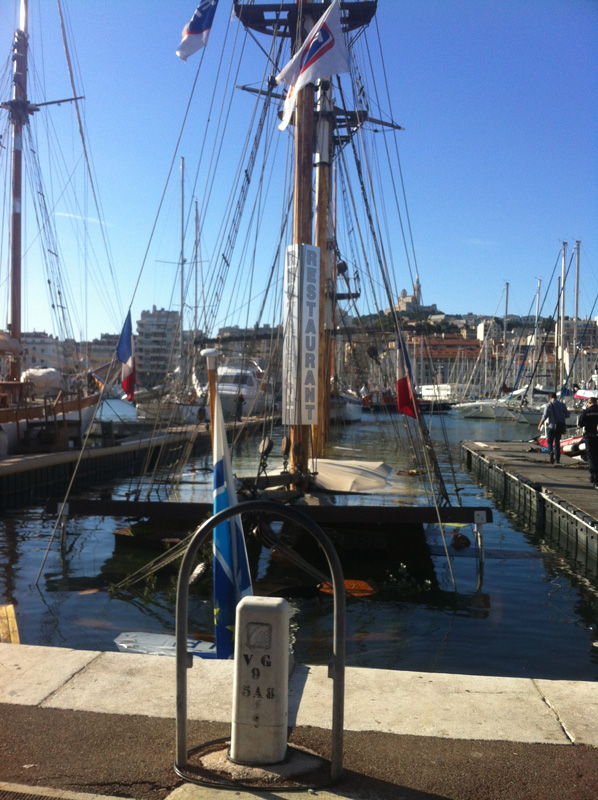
[0,644,99,705]
[167,784,353,800]
[0,781,128,800]
[535,677,598,746]
[293,666,571,743]
[41,650,177,716]
[3,645,597,749]
[43,651,235,720]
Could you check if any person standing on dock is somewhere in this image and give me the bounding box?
[538,392,570,465]
[577,396,598,487]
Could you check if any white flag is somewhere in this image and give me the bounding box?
[275,0,350,131]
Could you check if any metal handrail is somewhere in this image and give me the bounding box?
[174,498,346,786]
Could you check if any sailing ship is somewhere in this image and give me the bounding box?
[126,3,490,542]
[43,2,492,629]
[0,0,104,455]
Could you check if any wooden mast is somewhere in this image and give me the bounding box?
[3,0,83,385]
[8,0,28,381]
[313,80,333,455]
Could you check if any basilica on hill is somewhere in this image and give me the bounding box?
[395,274,438,316]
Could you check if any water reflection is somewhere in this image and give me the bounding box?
[1,408,597,679]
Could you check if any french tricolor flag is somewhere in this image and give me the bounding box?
[176,0,220,62]
[116,311,136,403]
[396,331,418,418]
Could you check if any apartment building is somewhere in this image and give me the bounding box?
[21,332,64,371]
[135,306,181,388]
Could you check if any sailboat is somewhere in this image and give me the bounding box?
[0,0,104,455]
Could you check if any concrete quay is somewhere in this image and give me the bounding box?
[1,643,598,800]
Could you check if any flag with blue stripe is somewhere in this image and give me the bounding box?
[212,391,252,658]
[176,1,220,62]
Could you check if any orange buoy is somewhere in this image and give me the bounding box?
[319,579,378,597]
[451,532,471,550]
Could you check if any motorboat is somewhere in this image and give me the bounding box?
[216,359,271,419]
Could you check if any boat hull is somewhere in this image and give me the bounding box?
[0,393,100,455]
[537,432,584,459]
[135,400,207,425]
[218,386,268,419]
[330,392,362,423]
[453,401,496,419]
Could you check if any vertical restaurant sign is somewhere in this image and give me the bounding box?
[282,244,320,425]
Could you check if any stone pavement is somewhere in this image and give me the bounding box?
[1,643,598,800]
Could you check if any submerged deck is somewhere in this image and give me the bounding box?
[462,439,598,577]
[0,426,210,511]
[0,418,276,511]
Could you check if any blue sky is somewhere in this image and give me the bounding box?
[0,0,596,341]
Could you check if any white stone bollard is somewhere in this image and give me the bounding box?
[230,596,289,764]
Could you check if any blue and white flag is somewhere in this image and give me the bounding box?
[212,389,252,658]
[275,0,350,130]
[176,0,220,61]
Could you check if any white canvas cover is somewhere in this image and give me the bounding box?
[313,459,393,492]
[22,368,64,395]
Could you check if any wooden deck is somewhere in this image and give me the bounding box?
[0,604,20,644]
[462,439,598,575]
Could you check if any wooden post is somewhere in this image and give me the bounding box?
[201,348,220,446]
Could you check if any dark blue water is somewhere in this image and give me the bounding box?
[1,401,597,680]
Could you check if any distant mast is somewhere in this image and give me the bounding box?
[502,282,509,391]
[558,242,567,392]
[573,240,580,387]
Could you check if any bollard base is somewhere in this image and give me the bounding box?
[230,721,287,765]
[180,738,333,791]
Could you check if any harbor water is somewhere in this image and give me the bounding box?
[1,400,598,681]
